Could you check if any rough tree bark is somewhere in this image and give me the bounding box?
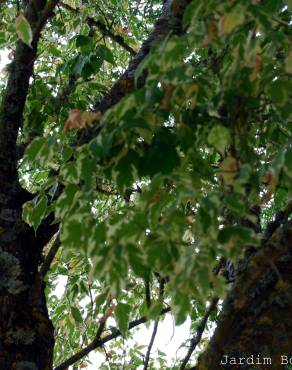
[0,1,59,369]
[196,215,292,370]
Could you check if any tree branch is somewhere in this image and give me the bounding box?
[79,0,191,144]
[97,0,189,111]
[39,234,61,279]
[145,279,151,309]
[54,306,171,370]
[143,319,159,370]
[143,277,165,369]
[179,297,219,370]
[60,1,136,56]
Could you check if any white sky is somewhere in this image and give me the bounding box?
[0,49,9,76]
[55,276,193,369]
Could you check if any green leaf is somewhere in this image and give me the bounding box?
[115,303,131,335]
[225,193,247,214]
[128,244,150,279]
[22,195,48,232]
[60,162,79,185]
[15,13,33,47]
[61,217,83,248]
[284,149,292,176]
[48,44,62,57]
[71,306,83,324]
[139,128,180,177]
[267,79,289,106]
[174,293,190,325]
[24,137,56,167]
[122,119,151,130]
[148,301,163,320]
[207,125,230,154]
[55,184,79,219]
[218,226,258,252]
[115,149,139,192]
[81,57,103,78]
[77,155,96,190]
[96,45,115,65]
[25,137,46,161]
[73,54,90,76]
[95,292,108,308]
[197,266,210,294]
[76,35,92,48]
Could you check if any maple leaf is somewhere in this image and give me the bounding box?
[161,83,175,110]
[64,109,85,131]
[218,156,240,185]
[64,109,102,131]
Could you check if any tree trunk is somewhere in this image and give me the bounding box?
[197,220,292,369]
[0,2,59,368]
[0,182,55,369]
[0,233,55,370]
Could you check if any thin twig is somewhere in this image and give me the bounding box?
[143,276,166,369]
[179,297,219,370]
[145,278,151,308]
[54,306,171,370]
[96,185,116,196]
[87,277,94,319]
[143,319,159,370]
[102,346,112,366]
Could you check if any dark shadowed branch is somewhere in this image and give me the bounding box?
[145,279,152,309]
[60,1,137,56]
[143,319,159,370]
[54,306,171,370]
[179,297,219,370]
[143,278,166,369]
[79,0,191,144]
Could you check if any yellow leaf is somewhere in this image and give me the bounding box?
[220,11,244,35]
[64,110,102,131]
[161,83,175,110]
[201,20,217,47]
[218,156,240,185]
[83,111,102,126]
[64,109,85,131]
[285,50,292,74]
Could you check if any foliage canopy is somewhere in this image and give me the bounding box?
[0,0,291,369]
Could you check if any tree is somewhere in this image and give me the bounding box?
[0,0,291,369]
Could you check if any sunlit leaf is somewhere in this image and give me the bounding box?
[15,13,33,47]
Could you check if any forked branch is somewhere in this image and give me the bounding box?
[54,306,171,370]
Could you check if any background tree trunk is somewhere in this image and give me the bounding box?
[197,221,292,369]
